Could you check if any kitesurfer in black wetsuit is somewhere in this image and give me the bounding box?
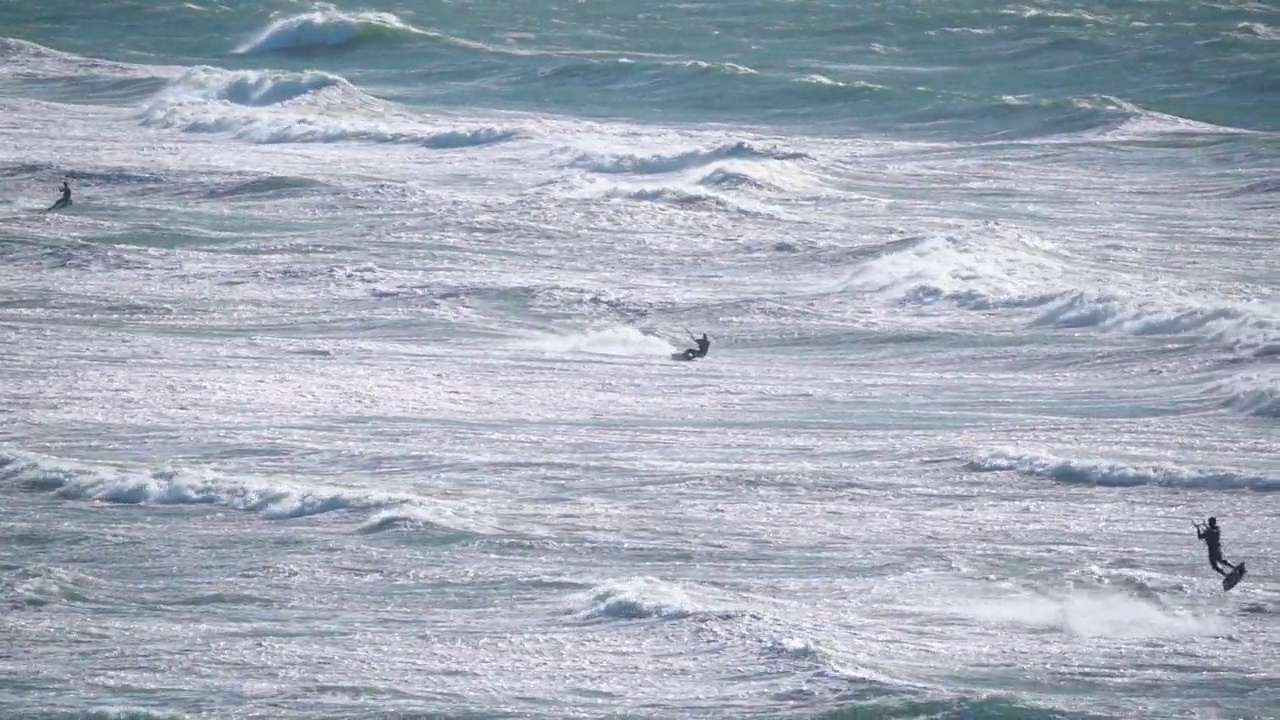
[1194,517,1236,576]
[681,333,710,360]
[48,181,71,211]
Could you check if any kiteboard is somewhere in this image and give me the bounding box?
[1222,562,1246,592]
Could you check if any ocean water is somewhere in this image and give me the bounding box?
[1,0,1277,717]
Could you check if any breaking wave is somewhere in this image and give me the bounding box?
[1,451,411,520]
[234,7,431,55]
[140,67,519,147]
[1213,372,1280,419]
[964,449,1278,492]
[577,577,746,622]
[1033,292,1278,356]
[844,231,1278,354]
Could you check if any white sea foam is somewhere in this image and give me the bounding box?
[522,325,677,357]
[1,451,416,520]
[1,19,1276,719]
[137,66,522,148]
[952,590,1225,638]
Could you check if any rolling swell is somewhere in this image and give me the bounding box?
[5,711,188,720]
[815,696,1102,720]
[0,38,176,104]
[5,11,1269,140]
[568,141,808,174]
[200,175,331,200]
[5,0,1274,137]
[213,3,1276,137]
[472,53,912,129]
[895,93,1255,141]
[0,37,166,78]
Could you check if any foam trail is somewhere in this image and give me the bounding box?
[953,591,1224,638]
[525,325,677,357]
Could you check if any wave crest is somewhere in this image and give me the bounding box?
[178,66,346,107]
[578,577,743,622]
[140,67,519,148]
[234,7,428,55]
[0,451,411,519]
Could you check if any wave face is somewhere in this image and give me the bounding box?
[233,8,431,55]
[1,0,1277,718]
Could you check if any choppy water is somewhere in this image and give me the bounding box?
[1,1,1277,718]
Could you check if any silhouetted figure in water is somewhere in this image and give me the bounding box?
[681,333,710,360]
[48,180,71,211]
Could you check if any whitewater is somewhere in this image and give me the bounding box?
[1,0,1277,718]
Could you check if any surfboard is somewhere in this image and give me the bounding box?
[670,352,697,362]
[1223,562,1246,592]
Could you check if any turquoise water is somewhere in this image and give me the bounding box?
[1,1,1277,718]
[8,0,1278,133]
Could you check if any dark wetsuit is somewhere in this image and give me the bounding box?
[683,336,710,360]
[50,182,71,210]
[1197,524,1235,576]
